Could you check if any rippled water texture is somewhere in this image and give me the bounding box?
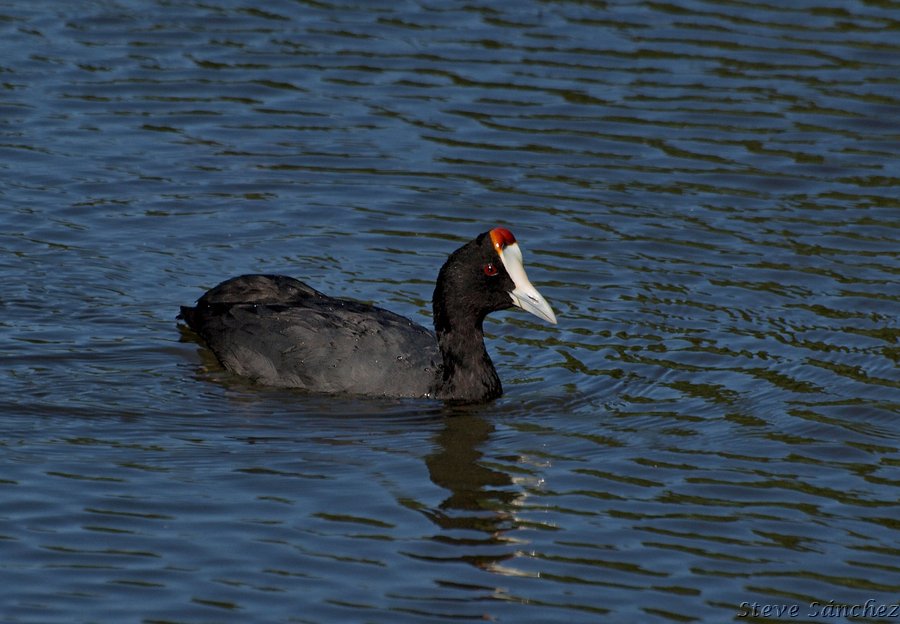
[1,1,898,622]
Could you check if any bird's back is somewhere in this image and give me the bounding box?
[180,275,440,397]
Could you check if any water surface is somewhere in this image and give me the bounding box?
[1,1,898,622]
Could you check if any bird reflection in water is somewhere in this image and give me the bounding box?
[421,411,530,575]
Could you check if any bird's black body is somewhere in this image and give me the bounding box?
[179,229,555,402]
[180,274,440,397]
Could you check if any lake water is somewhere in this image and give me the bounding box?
[1,1,898,622]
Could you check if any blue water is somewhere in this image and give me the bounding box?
[1,1,898,622]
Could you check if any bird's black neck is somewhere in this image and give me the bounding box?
[432,303,502,403]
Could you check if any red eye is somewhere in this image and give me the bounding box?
[483,262,498,276]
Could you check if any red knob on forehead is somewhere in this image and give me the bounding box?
[489,227,516,251]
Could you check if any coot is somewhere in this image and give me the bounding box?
[179,227,556,402]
